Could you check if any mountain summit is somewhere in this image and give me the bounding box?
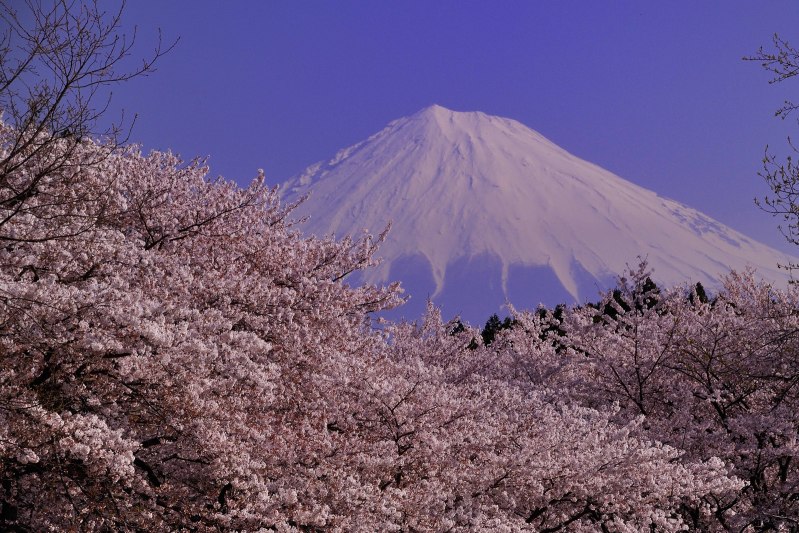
[282,105,796,322]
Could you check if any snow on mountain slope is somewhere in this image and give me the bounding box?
[282,105,797,321]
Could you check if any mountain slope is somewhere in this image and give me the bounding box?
[282,105,796,321]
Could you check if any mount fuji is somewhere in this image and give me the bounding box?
[281,105,797,323]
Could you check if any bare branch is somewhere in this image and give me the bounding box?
[0,0,177,240]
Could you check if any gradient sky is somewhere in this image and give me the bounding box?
[110,1,799,255]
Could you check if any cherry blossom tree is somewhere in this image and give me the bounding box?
[353,305,743,531]
[0,0,175,245]
[0,131,744,530]
[0,126,402,529]
[497,264,799,530]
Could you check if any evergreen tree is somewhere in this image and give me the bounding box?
[690,281,709,305]
[481,314,514,345]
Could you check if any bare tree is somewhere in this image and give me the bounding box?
[747,35,799,274]
[0,0,175,233]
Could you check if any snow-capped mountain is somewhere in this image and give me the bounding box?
[282,104,797,323]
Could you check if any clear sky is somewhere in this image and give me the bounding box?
[111,1,799,255]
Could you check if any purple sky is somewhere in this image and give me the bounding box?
[112,1,799,254]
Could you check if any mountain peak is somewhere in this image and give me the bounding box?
[417,103,451,115]
[282,107,797,322]
[406,104,468,135]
